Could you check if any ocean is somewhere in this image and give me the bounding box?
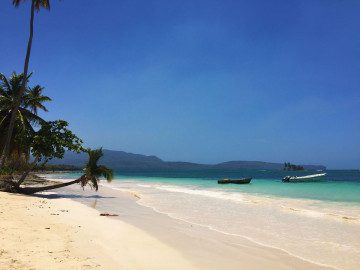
[52,169,360,203]
[46,169,360,270]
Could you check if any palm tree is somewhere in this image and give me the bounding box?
[0,72,51,165]
[0,0,51,168]
[17,148,113,194]
[24,85,51,114]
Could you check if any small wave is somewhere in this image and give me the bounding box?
[281,206,360,223]
[145,184,360,222]
[106,181,360,224]
[282,206,326,218]
[137,184,152,188]
[156,185,246,203]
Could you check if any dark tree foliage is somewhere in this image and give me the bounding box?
[30,120,84,163]
[284,162,304,171]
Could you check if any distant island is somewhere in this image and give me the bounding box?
[46,149,326,172]
[283,162,305,171]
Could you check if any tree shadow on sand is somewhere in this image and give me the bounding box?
[33,193,116,199]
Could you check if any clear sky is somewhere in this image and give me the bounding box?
[0,1,359,169]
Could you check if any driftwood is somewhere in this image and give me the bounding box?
[100,213,119,217]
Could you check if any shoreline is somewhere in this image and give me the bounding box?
[0,179,339,270]
[10,173,360,269]
[86,184,336,270]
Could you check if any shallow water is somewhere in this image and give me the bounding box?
[44,170,360,269]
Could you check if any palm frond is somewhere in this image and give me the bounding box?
[35,0,51,10]
[86,148,104,168]
[19,108,46,125]
[24,84,51,113]
[12,0,24,8]
[79,148,113,191]
[0,73,11,93]
[13,0,51,11]
[17,109,26,129]
[97,165,113,182]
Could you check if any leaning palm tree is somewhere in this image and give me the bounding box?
[1,0,52,168]
[0,72,51,166]
[17,148,113,194]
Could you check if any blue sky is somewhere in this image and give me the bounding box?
[0,0,359,169]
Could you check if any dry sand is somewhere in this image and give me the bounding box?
[0,191,197,270]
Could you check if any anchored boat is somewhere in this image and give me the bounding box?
[282,173,326,183]
[218,178,252,184]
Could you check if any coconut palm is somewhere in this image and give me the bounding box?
[0,72,51,164]
[13,0,50,10]
[0,0,52,168]
[17,148,113,194]
[24,85,51,114]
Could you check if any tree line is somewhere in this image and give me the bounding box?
[0,0,113,194]
[284,162,304,171]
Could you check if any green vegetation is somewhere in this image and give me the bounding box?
[34,164,81,172]
[0,72,50,170]
[0,72,112,193]
[0,0,52,168]
[284,162,304,171]
[0,1,113,194]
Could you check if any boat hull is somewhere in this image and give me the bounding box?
[218,178,252,184]
[282,173,326,183]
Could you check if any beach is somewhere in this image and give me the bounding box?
[1,1,359,269]
[0,190,197,270]
[1,178,351,270]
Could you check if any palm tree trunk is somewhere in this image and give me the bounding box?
[0,1,35,169]
[17,157,40,186]
[17,175,85,195]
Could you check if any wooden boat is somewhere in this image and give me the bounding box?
[218,178,252,184]
[282,173,326,183]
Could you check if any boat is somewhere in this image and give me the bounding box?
[282,173,326,183]
[218,178,252,184]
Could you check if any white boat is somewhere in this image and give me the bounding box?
[282,173,326,183]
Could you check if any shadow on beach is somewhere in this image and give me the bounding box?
[33,193,116,200]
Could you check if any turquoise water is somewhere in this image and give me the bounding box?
[47,169,360,204]
[144,177,360,204]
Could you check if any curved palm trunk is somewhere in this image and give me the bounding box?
[17,175,85,195]
[0,1,35,169]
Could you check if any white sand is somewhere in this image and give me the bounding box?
[0,191,197,270]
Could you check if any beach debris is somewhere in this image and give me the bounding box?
[130,192,141,199]
[99,213,118,217]
[342,216,357,221]
[45,227,50,229]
